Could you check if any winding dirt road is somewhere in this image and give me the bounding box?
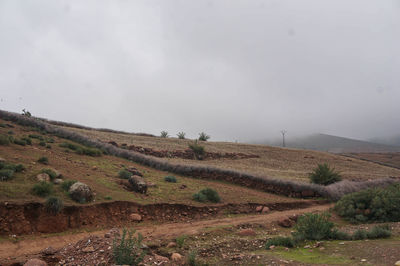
[0,203,331,262]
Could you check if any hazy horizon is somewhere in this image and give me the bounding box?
[1,1,399,142]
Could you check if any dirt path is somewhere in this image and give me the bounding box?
[0,203,331,261]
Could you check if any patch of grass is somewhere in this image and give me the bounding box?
[45,197,64,214]
[38,156,49,165]
[0,161,25,173]
[176,234,187,248]
[59,142,102,156]
[61,180,77,191]
[32,181,53,197]
[21,137,32,145]
[265,236,295,249]
[113,228,146,265]
[0,169,14,181]
[46,144,52,149]
[29,134,44,141]
[309,163,342,185]
[104,195,113,200]
[193,188,221,203]
[272,247,351,265]
[164,175,177,183]
[118,169,132,179]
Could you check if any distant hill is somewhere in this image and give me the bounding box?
[257,133,400,153]
[369,135,400,147]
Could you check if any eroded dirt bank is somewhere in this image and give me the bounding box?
[0,200,326,235]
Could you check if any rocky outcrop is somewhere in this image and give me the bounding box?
[68,182,94,203]
[128,176,147,194]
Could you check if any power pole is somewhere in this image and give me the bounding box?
[280,130,287,147]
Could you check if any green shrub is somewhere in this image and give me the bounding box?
[0,162,25,173]
[189,141,205,160]
[0,123,6,128]
[21,137,32,145]
[38,156,49,165]
[177,132,186,139]
[59,142,102,156]
[39,141,46,146]
[160,131,169,138]
[265,237,295,249]
[32,181,53,197]
[309,163,342,185]
[176,235,187,248]
[193,188,221,203]
[118,169,132,179]
[41,169,58,180]
[187,251,197,266]
[46,144,52,149]
[29,134,44,140]
[0,134,10,145]
[14,139,27,146]
[334,184,400,223]
[61,180,77,191]
[22,109,32,117]
[366,225,391,239]
[104,195,113,200]
[45,197,64,214]
[164,176,177,183]
[292,213,335,241]
[7,131,14,135]
[329,228,350,240]
[46,137,55,143]
[352,229,368,240]
[0,169,14,181]
[113,228,146,265]
[198,132,210,141]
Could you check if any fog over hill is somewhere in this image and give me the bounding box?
[253,133,400,153]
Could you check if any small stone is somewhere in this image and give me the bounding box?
[166,242,177,248]
[304,245,311,249]
[361,259,367,262]
[104,233,111,238]
[171,253,183,261]
[92,166,98,170]
[82,246,95,253]
[255,206,263,212]
[36,173,50,182]
[261,207,270,213]
[339,242,345,245]
[278,217,294,228]
[129,213,142,222]
[41,246,56,255]
[269,245,275,250]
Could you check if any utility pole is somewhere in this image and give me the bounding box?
[280,130,287,147]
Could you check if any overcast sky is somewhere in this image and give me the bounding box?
[1,0,399,142]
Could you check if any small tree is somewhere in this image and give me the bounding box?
[309,163,341,185]
[198,132,210,141]
[113,228,146,265]
[189,141,205,160]
[160,131,169,138]
[22,109,32,117]
[177,132,186,139]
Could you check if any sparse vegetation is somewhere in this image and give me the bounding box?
[46,144,52,149]
[176,234,187,248]
[118,169,132,179]
[21,136,32,145]
[29,134,45,140]
[104,195,113,200]
[59,142,102,156]
[32,181,53,197]
[41,168,58,180]
[0,134,10,145]
[22,109,32,117]
[13,139,27,146]
[39,141,46,146]
[193,188,221,203]
[112,228,146,265]
[189,140,205,160]
[0,162,25,173]
[164,175,177,183]
[0,169,14,181]
[61,180,77,191]
[177,132,186,139]
[198,132,210,141]
[45,197,64,214]
[265,236,295,249]
[309,163,342,185]
[334,184,400,223]
[38,156,49,165]
[160,131,169,138]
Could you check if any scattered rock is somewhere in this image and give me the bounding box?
[24,258,47,266]
[255,206,263,212]
[339,242,345,245]
[154,254,169,263]
[36,173,50,182]
[171,253,183,261]
[41,246,56,255]
[126,167,143,177]
[128,175,147,194]
[278,217,294,228]
[92,166,98,170]
[166,242,177,248]
[68,182,94,203]
[82,246,95,253]
[129,213,142,222]
[53,178,63,185]
[261,207,270,213]
[237,228,256,236]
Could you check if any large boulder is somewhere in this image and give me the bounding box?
[128,175,147,194]
[68,182,94,203]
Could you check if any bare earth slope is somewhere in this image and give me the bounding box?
[64,126,400,181]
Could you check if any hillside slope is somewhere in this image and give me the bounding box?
[61,127,400,181]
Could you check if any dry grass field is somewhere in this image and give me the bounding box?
[343,152,400,170]
[64,126,400,182]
